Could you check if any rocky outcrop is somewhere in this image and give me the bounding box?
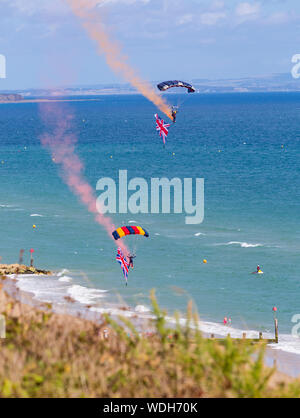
[0,264,51,275]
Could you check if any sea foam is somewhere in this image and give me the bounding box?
[67,285,108,305]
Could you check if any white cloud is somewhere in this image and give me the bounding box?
[236,2,260,17]
[264,11,290,25]
[176,14,194,26]
[211,1,224,10]
[1,0,69,16]
[199,11,226,25]
[0,0,72,39]
[96,0,150,6]
[198,38,216,45]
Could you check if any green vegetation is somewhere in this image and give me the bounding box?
[0,283,299,398]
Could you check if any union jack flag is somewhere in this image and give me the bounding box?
[116,247,130,284]
[155,114,170,146]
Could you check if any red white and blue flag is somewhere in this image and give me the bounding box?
[155,114,170,146]
[116,247,130,284]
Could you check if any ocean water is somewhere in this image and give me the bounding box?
[0,93,300,354]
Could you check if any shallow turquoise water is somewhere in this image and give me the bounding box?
[0,93,299,343]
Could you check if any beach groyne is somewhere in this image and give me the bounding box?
[0,264,51,276]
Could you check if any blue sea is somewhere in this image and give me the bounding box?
[0,92,300,355]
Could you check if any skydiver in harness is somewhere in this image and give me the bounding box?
[171,106,178,123]
[128,254,136,269]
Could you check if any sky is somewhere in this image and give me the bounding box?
[0,0,300,90]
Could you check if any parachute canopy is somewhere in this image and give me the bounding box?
[157,80,196,93]
[112,226,149,241]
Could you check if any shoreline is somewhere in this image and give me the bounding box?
[0,279,297,397]
[2,271,300,379]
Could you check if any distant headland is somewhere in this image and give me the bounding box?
[1,73,299,98]
[0,94,24,102]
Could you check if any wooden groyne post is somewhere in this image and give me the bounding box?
[30,248,34,267]
[274,318,279,344]
[273,306,278,343]
[209,316,279,344]
[19,249,24,264]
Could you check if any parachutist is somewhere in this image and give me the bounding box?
[113,227,149,284]
[171,106,178,123]
[171,109,177,123]
[128,254,136,269]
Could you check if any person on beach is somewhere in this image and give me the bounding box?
[223,317,228,325]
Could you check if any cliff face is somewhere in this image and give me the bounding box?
[0,94,23,102]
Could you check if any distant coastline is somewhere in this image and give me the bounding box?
[0,90,299,105]
[0,97,103,104]
[0,93,24,102]
[1,73,299,98]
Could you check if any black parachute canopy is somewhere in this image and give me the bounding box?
[157,80,196,93]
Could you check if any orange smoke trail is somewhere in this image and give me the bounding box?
[66,0,172,120]
[39,102,129,256]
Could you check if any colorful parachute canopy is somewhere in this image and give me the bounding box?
[157,80,196,93]
[112,226,149,241]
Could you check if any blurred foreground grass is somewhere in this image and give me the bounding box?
[0,280,299,398]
